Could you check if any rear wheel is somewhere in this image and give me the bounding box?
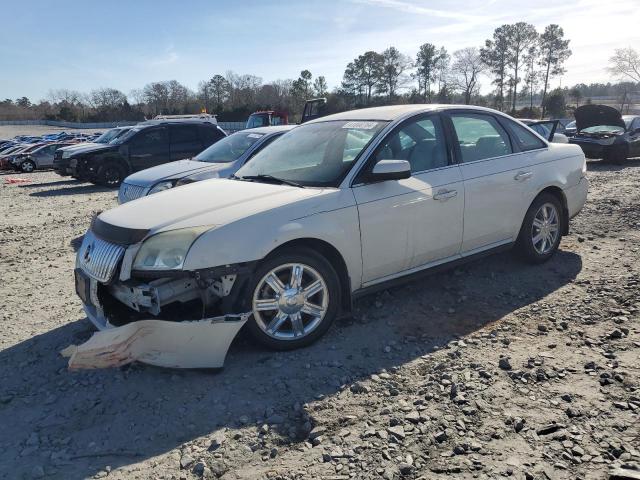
[20,160,35,173]
[244,248,340,350]
[97,162,126,187]
[516,193,563,264]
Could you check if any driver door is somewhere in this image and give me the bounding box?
[128,127,170,171]
[352,114,464,285]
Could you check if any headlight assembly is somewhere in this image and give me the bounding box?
[133,226,212,271]
[148,181,175,195]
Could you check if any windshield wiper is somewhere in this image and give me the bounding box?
[235,174,305,188]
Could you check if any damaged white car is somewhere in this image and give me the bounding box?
[70,105,588,369]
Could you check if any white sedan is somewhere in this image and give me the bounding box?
[70,105,588,369]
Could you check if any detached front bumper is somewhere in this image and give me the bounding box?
[68,231,252,370]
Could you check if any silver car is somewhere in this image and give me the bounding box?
[118,125,295,203]
[12,143,72,172]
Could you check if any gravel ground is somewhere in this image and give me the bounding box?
[0,162,638,480]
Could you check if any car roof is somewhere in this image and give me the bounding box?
[307,104,508,123]
[240,125,296,135]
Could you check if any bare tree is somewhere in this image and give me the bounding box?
[451,48,485,104]
[607,47,640,83]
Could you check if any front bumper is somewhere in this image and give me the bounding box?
[71,231,251,369]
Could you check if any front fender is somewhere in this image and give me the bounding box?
[183,194,363,290]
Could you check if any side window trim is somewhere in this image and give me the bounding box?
[443,110,515,163]
[353,112,453,183]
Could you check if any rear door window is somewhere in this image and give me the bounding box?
[449,113,512,162]
[199,125,226,146]
[508,122,548,150]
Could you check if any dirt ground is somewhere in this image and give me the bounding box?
[0,159,638,480]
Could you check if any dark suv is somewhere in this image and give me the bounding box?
[69,120,226,186]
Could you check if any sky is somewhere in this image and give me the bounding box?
[1,0,639,101]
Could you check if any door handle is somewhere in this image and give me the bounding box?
[433,189,458,201]
[514,171,533,181]
[131,153,152,158]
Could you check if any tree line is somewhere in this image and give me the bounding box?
[1,27,638,123]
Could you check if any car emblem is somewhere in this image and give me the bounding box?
[84,242,93,263]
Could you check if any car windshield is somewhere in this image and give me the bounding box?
[95,128,125,144]
[581,125,625,134]
[235,120,388,187]
[246,114,270,129]
[194,132,265,163]
[110,128,141,145]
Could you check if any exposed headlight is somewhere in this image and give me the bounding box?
[148,181,175,194]
[133,226,211,271]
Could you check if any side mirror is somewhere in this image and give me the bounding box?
[366,159,411,183]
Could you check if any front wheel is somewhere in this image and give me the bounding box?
[97,162,126,187]
[20,160,36,173]
[516,193,563,264]
[244,248,341,350]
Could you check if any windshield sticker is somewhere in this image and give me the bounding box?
[247,133,264,138]
[342,121,379,130]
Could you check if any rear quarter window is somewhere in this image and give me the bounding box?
[506,121,547,151]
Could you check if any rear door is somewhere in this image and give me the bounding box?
[353,113,464,284]
[127,127,170,171]
[170,124,204,161]
[446,111,548,254]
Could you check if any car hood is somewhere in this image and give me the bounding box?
[59,142,100,152]
[97,178,330,235]
[124,159,219,186]
[70,144,116,157]
[574,104,625,131]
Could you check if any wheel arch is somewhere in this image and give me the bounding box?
[264,237,353,313]
[535,185,569,235]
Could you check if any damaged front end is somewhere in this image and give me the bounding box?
[68,228,252,369]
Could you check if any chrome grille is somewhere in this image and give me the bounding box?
[77,230,125,282]
[118,183,148,204]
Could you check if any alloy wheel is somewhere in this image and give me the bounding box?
[252,263,329,340]
[531,202,560,255]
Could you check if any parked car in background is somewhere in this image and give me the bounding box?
[74,104,587,366]
[53,126,133,177]
[569,104,640,164]
[520,119,568,143]
[118,125,295,203]
[246,110,289,129]
[11,142,73,172]
[0,144,36,170]
[69,118,227,187]
[562,121,577,137]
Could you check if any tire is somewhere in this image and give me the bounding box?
[243,247,341,350]
[97,162,126,188]
[516,193,563,264]
[20,160,35,173]
[604,145,628,165]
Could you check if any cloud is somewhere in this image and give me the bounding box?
[147,46,179,67]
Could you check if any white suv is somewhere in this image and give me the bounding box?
[72,105,588,368]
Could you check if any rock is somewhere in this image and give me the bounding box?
[434,430,448,443]
[609,468,640,480]
[209,432,225,451]
[399,463,413,475]
[566,407,583,418]
[180,454,195,469]
[538,324,548,333]
[498,357,512,370]
[30,465,45,479]
[192,461,206,476]
[350,382,370,394]
[514,417,526,433]
[309,426,326,440]
[387,426,406,440]
[536,423,565,436]
[405,411,421,424]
